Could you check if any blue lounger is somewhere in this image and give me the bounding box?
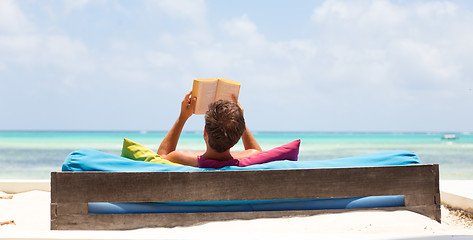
[52,149,439,230]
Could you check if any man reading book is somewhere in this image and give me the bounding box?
[157,91,262,166]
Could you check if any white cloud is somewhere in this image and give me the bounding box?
[269,40,318,62]
[395,39,459,80]
[62,0,114,14]
[0,1,94,73]
[0,0,30,33]
[415,1,458,18]
[308,0,473,96]
[312,0,407,24]
[144,0,212,46]
[182,15,317,88]
[220,14,266,47]
[0,33,93,73]
[0,34,39,53]
[44,35,94,72]
[311,0,353,22]
[147,0,207,23]
[63,0,93,13]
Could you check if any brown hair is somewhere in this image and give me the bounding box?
[205,100,246,152]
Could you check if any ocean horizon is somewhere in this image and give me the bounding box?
[1,131,472,180]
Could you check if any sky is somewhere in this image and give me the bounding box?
[0,0,472,132]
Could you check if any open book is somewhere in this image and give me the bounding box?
[192,78,241,114]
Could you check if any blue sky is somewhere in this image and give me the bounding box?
[1,0,472,132]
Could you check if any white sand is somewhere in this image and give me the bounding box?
[1,190,472,240]
[441,180,473,213]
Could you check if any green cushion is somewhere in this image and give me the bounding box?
[121,138,182,166]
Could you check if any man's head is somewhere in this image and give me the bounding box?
[205,100,246,152]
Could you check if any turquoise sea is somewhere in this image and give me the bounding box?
[0,131,472,180]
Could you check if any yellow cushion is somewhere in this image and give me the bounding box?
[121,138,182,166]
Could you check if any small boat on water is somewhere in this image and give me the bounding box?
[442,134,457,140]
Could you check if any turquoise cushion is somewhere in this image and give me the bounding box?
[62,149,420,172]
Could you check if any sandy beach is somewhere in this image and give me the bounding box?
[0,181,472,240]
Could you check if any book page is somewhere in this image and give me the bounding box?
[192,79,218,114]
[215,78,241,102]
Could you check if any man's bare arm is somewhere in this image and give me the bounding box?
[231,95,262,152]
[164,150,202,167]
[157,117,187,156]
[157,91,196,156]
[241,128,262,152]
[231,129,262,159]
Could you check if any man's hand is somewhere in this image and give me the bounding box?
[179,91,197,120]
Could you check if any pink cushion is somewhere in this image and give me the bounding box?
[238,139,300,167]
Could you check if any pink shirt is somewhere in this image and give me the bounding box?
[197,155,239,169]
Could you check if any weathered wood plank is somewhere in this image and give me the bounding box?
[52,165,438,203]
[56,203,88,215]
[50,164,440,230]
[50,203,57,230]
[405,193,436,206]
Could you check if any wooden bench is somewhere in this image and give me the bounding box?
[50,164,440,230]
